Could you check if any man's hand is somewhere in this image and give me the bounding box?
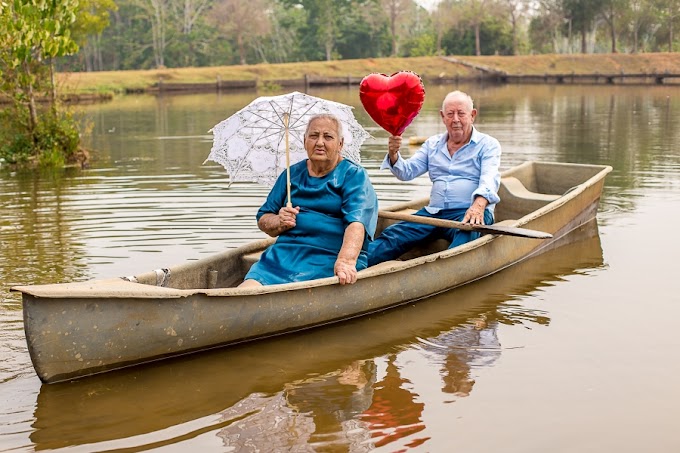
[463,197,488,225]
[388,135,402,165]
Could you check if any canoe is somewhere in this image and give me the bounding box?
[30,226,603,448]
[12,161,612,383]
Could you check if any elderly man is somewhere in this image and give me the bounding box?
[367,90,501,266]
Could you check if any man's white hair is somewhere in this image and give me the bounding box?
[442,91,474,111]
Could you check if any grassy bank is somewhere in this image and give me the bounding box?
[58,53,680,96]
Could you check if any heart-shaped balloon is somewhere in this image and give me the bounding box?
[359,71,425,136]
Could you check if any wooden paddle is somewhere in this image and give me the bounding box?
[378,211,552,239]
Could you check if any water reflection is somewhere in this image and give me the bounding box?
[359,355,426,449]
[30,222,602,451]
[3,83,679,450]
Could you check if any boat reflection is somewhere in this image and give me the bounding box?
[31,221,603,451]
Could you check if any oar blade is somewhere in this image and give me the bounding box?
[473,224,553,239]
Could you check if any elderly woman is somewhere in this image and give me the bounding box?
[240,114,378,287]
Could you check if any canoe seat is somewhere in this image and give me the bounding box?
[498,177,561,219]
[501,177,561,203]
[242,251,262,268]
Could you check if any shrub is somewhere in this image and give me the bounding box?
[0,106,83,168]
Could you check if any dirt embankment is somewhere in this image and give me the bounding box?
[56,53,680,97]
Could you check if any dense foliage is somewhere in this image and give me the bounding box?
[0,0,83,167]
[57,0,680,72]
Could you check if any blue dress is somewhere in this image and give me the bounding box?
[245,159,378,285]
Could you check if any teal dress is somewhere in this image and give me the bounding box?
[245,159,378,285]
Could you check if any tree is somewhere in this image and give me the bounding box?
[459,0,497,56]
[442,13,513,54]
[600,0,627,52]
[627,0,656,52]
[0,0,78,134]
[317,0,339,60]
[655,0,680,51]
[528,0,567,53]
[0,0,83,166]
[562,0,604,53]
[502,0,526,54]
[147,0,171,67]
[175,0,212,35]
[207,0,271,65]
[170,0,213,66]
[264,2,307,63]
[280,0,355,61]
[432,0,461,55]
[380,0,414,56]
[337,2,391,58]
[71,0,118,71]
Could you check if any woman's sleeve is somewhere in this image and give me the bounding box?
[256,171,288,221]
[341,165,379,239]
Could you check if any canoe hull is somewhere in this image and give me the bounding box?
[17,161,612,383]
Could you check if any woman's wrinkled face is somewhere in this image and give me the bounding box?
[304,118,343,165]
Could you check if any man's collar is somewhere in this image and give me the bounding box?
[469,126,480,143]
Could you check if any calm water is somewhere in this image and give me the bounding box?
[1,83,679,452]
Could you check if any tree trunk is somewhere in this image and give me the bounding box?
[22,62,38,139]
[581,28,587,53]
[151,0,166,67]
[568,18,572,53]
[390,16,397,56]
[512,19,518,55]
[608,6,617,53]
[96,34,103,71]
[670,18,674,52]
[475,23,481,55]
[237,34,246,65]
[436,29,443,56]
[86,47,93,72]
[50,60,57,109]
[321,5,336,61]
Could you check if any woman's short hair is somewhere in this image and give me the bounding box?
[305,114,344,141]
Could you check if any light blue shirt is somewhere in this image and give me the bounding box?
[380,127,501,214]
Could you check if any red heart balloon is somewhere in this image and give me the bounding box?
[359,71,425,136]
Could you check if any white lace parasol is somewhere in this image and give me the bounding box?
[205,91,371,187]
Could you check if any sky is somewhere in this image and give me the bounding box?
[415,0,441,12]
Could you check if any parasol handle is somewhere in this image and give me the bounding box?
[284,113,292,208]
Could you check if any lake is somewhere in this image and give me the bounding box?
[1,83,679,452]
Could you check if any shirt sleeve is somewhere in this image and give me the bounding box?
[471,136,502,206]
[341,165,379,240]
[379,138,433,181]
